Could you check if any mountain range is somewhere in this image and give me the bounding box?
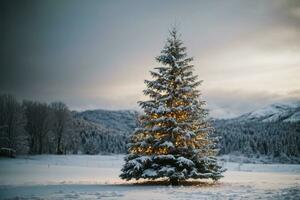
[72,102,300,162]
[74,101,300,129]
[231,102,300,123]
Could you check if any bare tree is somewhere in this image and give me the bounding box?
[23,101,52,154]
[0,94,25,152]
[50,102,71,154]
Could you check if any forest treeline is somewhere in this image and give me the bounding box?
[0,94,73,154]
[214,120,300,162]
[0,94,130,155]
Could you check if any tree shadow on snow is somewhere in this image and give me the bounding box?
[117,180,221,187]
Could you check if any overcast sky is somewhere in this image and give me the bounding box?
[1,0,300,118]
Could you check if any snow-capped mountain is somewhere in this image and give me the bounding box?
[233,102,300,122]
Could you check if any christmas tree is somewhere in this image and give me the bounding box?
[120,28,225,184]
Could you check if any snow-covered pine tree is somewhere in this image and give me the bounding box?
[120,28,225,184]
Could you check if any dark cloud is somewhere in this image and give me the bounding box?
[0,0,299,117]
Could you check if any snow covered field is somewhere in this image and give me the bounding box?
[0,155,299,199]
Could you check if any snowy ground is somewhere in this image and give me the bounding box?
[0,155,299,199]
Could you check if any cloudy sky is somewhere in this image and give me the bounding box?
[1,0,300,118]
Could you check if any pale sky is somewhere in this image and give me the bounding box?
[1,0,300,118]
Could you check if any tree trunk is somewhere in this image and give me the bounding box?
[38,135,43,154]
[29,137,35,154]
[57,134,62,154]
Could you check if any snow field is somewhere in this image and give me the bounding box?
[0,155,299,199]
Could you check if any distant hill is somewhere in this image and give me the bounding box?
[232,102,300,123]
[74,109,139,135]
[214,102,300,163]
[71,110,138,154]
[71,103,300,163]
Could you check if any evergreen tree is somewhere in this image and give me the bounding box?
[120,28,225,184]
